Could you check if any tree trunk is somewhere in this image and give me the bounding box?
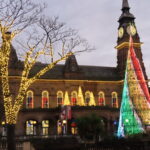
[6,124,16,150]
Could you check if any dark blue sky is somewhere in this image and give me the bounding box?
[40,0,150,78]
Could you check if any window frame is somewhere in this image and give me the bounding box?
[42,91,49,108]
[111,92,118,108]
[57,91,63,106]
[85,91,91,106]
[26,90,34,109]
[98,91,105,106]
[71,91,77,106]
[26,120,37,135]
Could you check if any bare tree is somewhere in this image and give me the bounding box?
[0,0,92,150]
[0,1,45,149]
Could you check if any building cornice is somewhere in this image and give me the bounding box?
[115,42,143,50]
[3,76,124,84]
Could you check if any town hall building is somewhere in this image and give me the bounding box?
[0,0,148,140]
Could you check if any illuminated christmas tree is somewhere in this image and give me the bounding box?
[64,91,71,105]
[117,36,150,137]
[89,92,96,106]
[77,86,85,106]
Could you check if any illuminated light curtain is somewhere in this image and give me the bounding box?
[26,120,37,135]
[85,91,90,106]
[42,91,49,108]
[57,91,63,106]
[71,91,77,106]
[98,92,105,106]
[112,92,118,108]
[117,36,150,137]
[77,86,85,106]
[117,69,144,137]
[129,37,150,103]
[42,120,49,136]
[26,91,34,108]
[64,91,70,105]
[89,92,96,106]
[127,51,150,125]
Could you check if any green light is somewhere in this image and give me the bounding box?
[125,119,129,123]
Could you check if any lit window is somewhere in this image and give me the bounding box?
[71,121,77,135]
[98,92,105,106]
[42,91,49,108]
[26,120,37,135]
[1,121,6,136]
[57,120,67,135]
[112,92,118,108]
[42,120,49,136]
[57,120,62,135]
[85,91,90,106]
[71,91,77,106]
[26,91,34,108]
[57,91,63,106]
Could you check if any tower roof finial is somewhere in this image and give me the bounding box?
[122,0,130,10]
[119,0,135,23]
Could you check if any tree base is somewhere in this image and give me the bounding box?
[6,124,16,150]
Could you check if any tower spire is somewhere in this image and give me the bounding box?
[116,0,148,80]
[119,0,135,24]
[122,0,130,9]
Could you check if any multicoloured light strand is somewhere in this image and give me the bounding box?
[117,36,150,137]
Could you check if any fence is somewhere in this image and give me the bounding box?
[82,141,150,150]
[0,141,23,150]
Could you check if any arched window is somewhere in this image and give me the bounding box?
[57,91,63,106]
[42,120,49,136]
[98,91,105,106]
[71,91,77,106]
[26,91,34,108]
[42,91,49,108]
[26,120,37,135]
[85,91,91,106]
[112,92,118,108]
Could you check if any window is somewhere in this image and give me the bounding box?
[42,120,49,136]
[85,91,90,106]
[71,121,77,135]
[1,122,6,136]
[71,91,77,106]
[57,120,62,135]
[26,91,34,108]
[57,91,63,106]
[57,120,67,135]
[112,92,118,108]
[26,120,37,135]
[42,91,49,108]
[98,92,105,106]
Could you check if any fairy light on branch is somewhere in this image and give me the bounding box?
[0,31,15,124]
[12,51,73,119]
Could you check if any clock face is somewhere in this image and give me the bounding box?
[118,27,124,38]
[127,25,137,36]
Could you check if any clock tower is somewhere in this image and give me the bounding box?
[116,0,147,79]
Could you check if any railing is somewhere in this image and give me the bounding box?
[81,141,150,150]
[0,141,23,150]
